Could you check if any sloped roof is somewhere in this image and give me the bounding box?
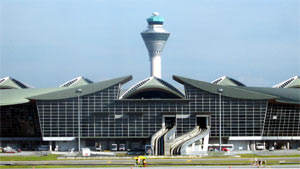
[273,76,300,88]
[0,88,65,106]
[0,76,132,106]
[30,76,132,100]
[212,76,246,87]
[174,75,276,100]
[237,87,300,105]
[60,76,93,88]
[174,75,300,104]
[0,77,30,89]
[120,76,184,99]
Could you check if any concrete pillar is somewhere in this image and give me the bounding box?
[203,134,209,151]
[49,141,52,151]
[247,141,250,150]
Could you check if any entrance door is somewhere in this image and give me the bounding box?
[197,117,207,129]
[164,117,176,129]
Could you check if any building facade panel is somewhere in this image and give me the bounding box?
[0,103,41,138]
[184,84,268,137]
[263,103,300,136]
[36,83,275,140]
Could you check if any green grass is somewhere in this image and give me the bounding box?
[0,165,132,168]
[1,153,299,162]
[0,154,59,161]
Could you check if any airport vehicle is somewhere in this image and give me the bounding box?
[95,144,102,151]
[2,146,16,153]
[208,144,234,151]
[119,144,125,151]
[111,144,118,151]
[82,148,91,156]
[221,147,229,152]
[256,143,265,150]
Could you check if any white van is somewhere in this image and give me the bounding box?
[119,144,125,151]
[256,143,265,150]
[111,144,118,151]
[82,148,91,156]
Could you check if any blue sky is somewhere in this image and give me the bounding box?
[0,0,299,89]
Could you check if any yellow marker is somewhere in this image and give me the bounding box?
[107,161,112,164]
[187,160,192,163]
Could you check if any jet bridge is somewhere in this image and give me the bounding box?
[169,126,200,155]
[151,126,168,155]
[180,127,210,155]
[151,115,210,156]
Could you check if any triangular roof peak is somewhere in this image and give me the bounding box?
[211,76,246,87]
[273,75,300,88]
[0,76,30,89]
[120,76,184,99]
[60,76,93,88]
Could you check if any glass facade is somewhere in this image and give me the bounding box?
[0,103,41,137]
[36,84,194,138]
[185,85,268,137]
[35,83,299,140]
[263,103,300,136]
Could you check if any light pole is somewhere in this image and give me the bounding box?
[218,88,223,151]
[75,88,82,152]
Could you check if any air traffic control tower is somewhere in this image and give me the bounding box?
[141,12,170,79]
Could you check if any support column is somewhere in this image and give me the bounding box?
[49,141,52,151]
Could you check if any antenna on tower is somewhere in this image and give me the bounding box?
[152,12,159,16]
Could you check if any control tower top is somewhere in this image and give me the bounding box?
[147,12,165,25]
[141,12,170,79]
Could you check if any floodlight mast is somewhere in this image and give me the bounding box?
[141,12,170,79]
[75,88,82,152]
[218,88,223,151]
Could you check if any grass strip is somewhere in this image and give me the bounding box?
[0,154,59,161]
[0,165,131,168]
[1,153,299,161]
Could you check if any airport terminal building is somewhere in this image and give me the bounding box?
[1,13,299,155]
